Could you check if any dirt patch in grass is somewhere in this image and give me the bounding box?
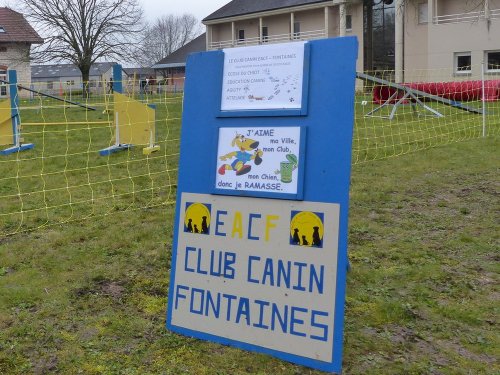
[33,356,58,375]
[434,339,496,365]
[72,278,126,301]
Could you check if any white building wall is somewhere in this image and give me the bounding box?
[206,2,365,75]
[404,0,500,81]
[265,14,291,36]
[0,43,33,92]
[429,0,500,81]
[404,1,429,80]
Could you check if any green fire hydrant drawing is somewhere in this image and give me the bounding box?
[275,154,298,183]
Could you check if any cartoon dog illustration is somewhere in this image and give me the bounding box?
[218,134,263,176]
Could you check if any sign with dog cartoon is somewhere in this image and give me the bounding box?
[215,126,304,197]
[168,37,358,374]
[221,42,307,112]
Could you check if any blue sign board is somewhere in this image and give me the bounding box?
[167,37,358,373]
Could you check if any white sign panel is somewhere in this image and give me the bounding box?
[221,42,306,111]
[171,193,340,362]
[216,127,302,195]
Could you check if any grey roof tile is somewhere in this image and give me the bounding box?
[203,0,328,21]
[0,7,43,43]
[153,33,206,68]
[31,62,116,79]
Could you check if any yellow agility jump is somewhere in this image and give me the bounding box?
[0,70,34,155]
[100,65,160,156]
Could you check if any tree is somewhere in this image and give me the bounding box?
[134,14,201,68]
[20,0,144,96]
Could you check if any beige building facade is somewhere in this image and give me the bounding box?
[0,43,33,97]
[204,0,500,83]
[204,0,365,74]
[0,8,43,97]
[404,0,500,81]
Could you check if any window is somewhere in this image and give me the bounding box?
[47,81,54,90]
[0,27,5,33]
[454,52,471,74]
[0,47,6,52]
[262,26,268,42]
[418,3,428,24]
[293,21,300,39]
[346,15,352,31]
[486,50,500,72]
[66,80,75,86]
[237,29,245,43]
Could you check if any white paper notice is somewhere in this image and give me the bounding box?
[216,127,302,195]
[221,42,306,111]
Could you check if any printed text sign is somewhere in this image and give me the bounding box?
[171,193,340,361]
[221,42,306,111]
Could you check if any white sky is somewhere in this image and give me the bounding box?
[141,0,229,23]
[0,0,230,24]
[0,0,230,65]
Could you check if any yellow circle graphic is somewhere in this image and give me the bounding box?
[290,211,324,247]
[185,203,211,234]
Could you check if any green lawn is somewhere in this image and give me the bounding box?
[1,93,497,237]
[0,93,498,374]
[0,94,182,236]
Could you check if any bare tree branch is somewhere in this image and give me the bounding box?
[132,13,201,68]
[20,0,145,95]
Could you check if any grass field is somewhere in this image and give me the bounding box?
[1,92,497,237]
[0,94,183,236]
[0,92,499,374]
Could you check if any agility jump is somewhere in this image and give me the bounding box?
[0,69,100,155]
[99,65,160,156]
[0,71,34,155]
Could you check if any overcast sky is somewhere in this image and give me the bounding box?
[142,0,229,23]
[0,0,229,24]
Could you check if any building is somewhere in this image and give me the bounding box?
[123,67,155,82]
[122,67,155,94]
[406,0,500,81]
[31,62,116,95]
[203,0,365,76]
[203,0,500,82]
[0,7,43,97]
[152,33,207,90]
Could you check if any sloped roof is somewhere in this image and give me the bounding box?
[31,62,116,79]
[152,33,206,69]
[0,7,43,44]
[123,67,155,77]
[203,0,328,22]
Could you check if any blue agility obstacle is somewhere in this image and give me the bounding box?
[99,65,132,156]
[0,70,34,155]
[99,64,159,156]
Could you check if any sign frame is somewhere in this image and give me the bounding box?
[217,42,311,117]
[167,37,358,374]
[211,125,307,200]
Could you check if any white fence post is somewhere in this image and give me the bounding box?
[482,63,486,138]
